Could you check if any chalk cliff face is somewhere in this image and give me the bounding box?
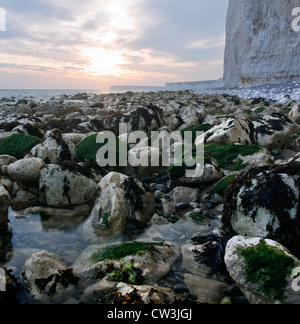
[224,0,300,87]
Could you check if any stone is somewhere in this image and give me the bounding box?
[184,274,228,304]
[7,157,45,184]
[180,105,206,126]
[11,182,39,206]
[252,113,297,150]
[170,186,199,205]
[0,155,17,169]
[201,116,253,146]
[28,129,76,163]
[84,172,156,237]
[0,185,11,232]
[72,241,180,285]
[223,162,300,257]
[39,164,97,207]
[116,282,176,304]
[225,236,300,304]
[289,104,300,124]
[23,251,78,302]
[224,0,300,87]
[181,243,212,278]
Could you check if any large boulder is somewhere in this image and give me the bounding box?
[0,185,11,232]
[252,113,297,150]
[23,251,79,303]
[39,164,97,207]
[223,162,300,257]
[72,241,180,285]
[85,172,155,237]
[203,116,254,146]
[225,236,300,304]
[224,0,300,87]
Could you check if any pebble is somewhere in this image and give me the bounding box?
[175,202,189,210]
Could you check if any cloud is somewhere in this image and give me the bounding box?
[0,0,228,88]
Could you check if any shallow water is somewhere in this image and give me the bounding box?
[0,207,221,304]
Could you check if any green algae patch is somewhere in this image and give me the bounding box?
[188,213,205,225]
[0,133,41,159]
[90,242,163,263]
[240,240,296,302]
[205,144,261,170]
[210,175,237,195]
[76,133,129,165]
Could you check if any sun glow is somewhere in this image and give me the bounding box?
[82,47,126,76]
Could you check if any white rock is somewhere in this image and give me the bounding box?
[230,173,298,238]
[170,186,199,205]
[200,116,253,146]
[28,129,76,163]
[39,164,97,207]
[72,241,180,285]
[7,157,45,184]
[23,251,77,302]
[85,172,156,237]
[225,236,300,304]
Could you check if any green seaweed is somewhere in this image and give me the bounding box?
[90,241,163,263]
[240,240,296,302]
[210,175,237,195]
[76,133,129,165]
[205,144,261,170]
[101,212,111,228]
[255,107,266,114]
[108,261,143,284]
[0,133,40,159]
[188,213,205,225]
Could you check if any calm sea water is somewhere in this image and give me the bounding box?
[0,89,126,102]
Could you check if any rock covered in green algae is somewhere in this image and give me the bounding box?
[72,241,180,286]
[225,236,300,304]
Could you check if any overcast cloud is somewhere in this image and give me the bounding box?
[0,0,228,89]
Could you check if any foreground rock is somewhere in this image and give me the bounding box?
[85,172,155,237]
[23,251,79,303]
[73,241,180,285]
[223,161,300,257]
[39,164,97,207]
[225,236,300,304]
[0,185,11,231]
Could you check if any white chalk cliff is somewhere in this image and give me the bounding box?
[224,0,300,87]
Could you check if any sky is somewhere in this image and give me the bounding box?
[0,0,228,89]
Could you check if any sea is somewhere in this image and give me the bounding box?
[0,89,127,102]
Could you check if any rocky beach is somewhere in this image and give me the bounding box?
[0,88,300,304]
